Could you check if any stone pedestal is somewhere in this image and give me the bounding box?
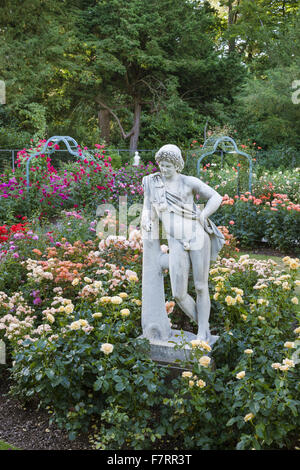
[141,329,219,367]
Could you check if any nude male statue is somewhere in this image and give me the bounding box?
[141,144,224,343]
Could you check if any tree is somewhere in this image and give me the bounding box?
[0,0,245,151]
[74,0,244,151]
[218,0,299,67]
[232,12,300,148]
[0,0,80,146]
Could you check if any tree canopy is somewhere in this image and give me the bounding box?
[0,0,299,153]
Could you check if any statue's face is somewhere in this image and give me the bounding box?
[159,160,177,178]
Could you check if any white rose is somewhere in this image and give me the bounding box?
[101,343,114,355]
[199,356,211,367]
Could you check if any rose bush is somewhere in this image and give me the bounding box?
[0,216,298,450]
[211,192,300,253]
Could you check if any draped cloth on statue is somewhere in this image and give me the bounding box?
[142,172,225,260]
[141,172,225,342]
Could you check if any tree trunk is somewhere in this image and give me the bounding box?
[96,96,141,151]
[129,99,142,153]
[98,108,111,144]
[228,0,236,53]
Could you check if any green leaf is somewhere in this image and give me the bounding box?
[255,422,265,439]
[45,369,55,380]
[93,378,103,391]
[60,376,70,389]
[115,382,125,392]
[226,417,239,427]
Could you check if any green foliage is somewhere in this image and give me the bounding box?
[0,214,299,450]
[0,440,19,450]
[0,0,245,150]
[213,200,300,253]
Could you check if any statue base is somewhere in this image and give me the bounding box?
[140,329,219,366]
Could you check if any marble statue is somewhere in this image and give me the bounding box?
[141,144,225,353]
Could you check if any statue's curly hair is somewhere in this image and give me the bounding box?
[155,144,184,172]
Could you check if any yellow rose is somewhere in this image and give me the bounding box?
[100,343,114,355]
[58,306,65,313]
[188,380,195,387]
[293,326,300,334]
[289,261,299,270]
[70,321,81,330]
[200,341,212,352]
[182,371,193,378]
[129,275,138,282]
[254,284,268,290]
[244,349,253,355]
[93,281,102,289]
[209,268,219,275]
[236,371,246,379]
[110,296,123,305]
[212,276,225,282]
[72,278,80,286]
[79,319,88,327]
[225,295,234,306]
[190,339,202,348]
[291,297,299,305]
[282,358,295,368]
[132,299,142,306]
[64,304,74,314]
[100,296,111,303]
[119,292,128,299]
[84,277,93,283]
[46,313,55,324]
[244,413,254,422]
[199,356,211,367]
[271,363,281,369]
[92,312,103,319]
[196,379,206,388]
[235,294,244,304]
[231,287,244,296]
[213,293,219,301]
[120,308,130,317]
[284,341,295,349]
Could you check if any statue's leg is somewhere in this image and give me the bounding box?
[189,231,211,340]
[168,237,197,323]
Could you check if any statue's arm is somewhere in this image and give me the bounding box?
[189,176,223,220]
[141,177,152,232]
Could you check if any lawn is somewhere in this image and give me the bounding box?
[0,440,19,450]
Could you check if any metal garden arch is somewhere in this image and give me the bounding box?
[196,136,253,194]
[26,136,97,192]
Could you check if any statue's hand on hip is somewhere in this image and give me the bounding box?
[199,211,207,228]
[198,211,213,234]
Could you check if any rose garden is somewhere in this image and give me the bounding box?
[0,136,298,451]
[0,0,299,453]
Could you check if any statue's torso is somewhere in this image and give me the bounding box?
[147,173,203,250]
[163,174,195,205]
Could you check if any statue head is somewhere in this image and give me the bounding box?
[155,144,184,173]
